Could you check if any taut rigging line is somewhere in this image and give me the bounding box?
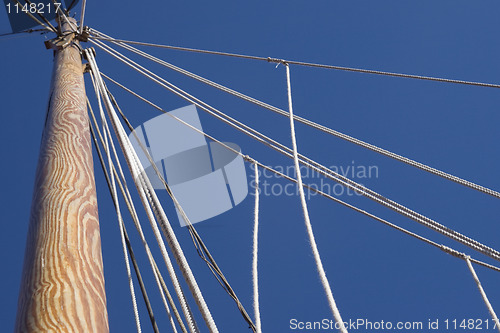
[98,70,500,276]
[88,38,500,264]
[90,29,500,201]
[86,49,215,332]
[88,69,143,333]
[99,68,500,328]
[88,96,190,333]
[89,32,500,89]
[102,78,259,333]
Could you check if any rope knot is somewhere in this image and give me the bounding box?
[243,155,255,163]
[267,57,286,65]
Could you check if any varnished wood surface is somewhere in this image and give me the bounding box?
[15,19,109,333]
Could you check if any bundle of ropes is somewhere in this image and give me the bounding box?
[6,3,500,332]
[84,32,500,333]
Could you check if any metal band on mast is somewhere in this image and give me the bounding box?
[15,17,109,332]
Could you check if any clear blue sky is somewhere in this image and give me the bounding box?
[1,1,500,332]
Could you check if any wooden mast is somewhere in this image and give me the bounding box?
[15,17,109,332]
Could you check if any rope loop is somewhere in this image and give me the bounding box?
[243,154,256,164]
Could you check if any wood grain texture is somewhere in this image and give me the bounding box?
[15,18,109,333]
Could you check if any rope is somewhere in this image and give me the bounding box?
[89,70,142,333]
[88,32,500,90]
[79,0,87,34]
[86,34,498,333]
[106,78,257,332]
[465,257,500,333]
[0,31,20,38]
[0,28,47,38]
[286,64,347,332]
[152,261,191,333]
[122,121,201,333]
[97,88,195,333]
[92,33,500,262]
[89,50,197,332]
[86,49,218,333]
[123,226,161,333]
[53,2,78,33]
[252,162,262,333]
[88,99,189,333]
[92,42,500,333]
[259,161,500,275]
[96,85,192,333]
[89,119,160,333]
[92,96,190,333]
[89,30,500,201]
[98,71,500,276]
[66,0,78,11]
[101,83,242,328]
[90,39,500,264]
[99,79,500,333]
[0,28,49,43]
[91,41,257,331]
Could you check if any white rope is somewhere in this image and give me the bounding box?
[90,39,500,264]
[105,133,182,333]
[285,64,347,333]
[98,72,500,276]
[123,105,216,332]
[79,0,87,34]
[54,5,78,33]
[85,33,500,89]
[96,52,254,329]
[126,149,197,333]
[87,50,198,333]
[252,162,262,333]
[122,131,198,333]
[89,70,142,333]
[86,49,218,333]
[465,257,500,333]
[115,166,181,333]
[88,91,184,333]
[89,29,500,201]
[88,33,500,333]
